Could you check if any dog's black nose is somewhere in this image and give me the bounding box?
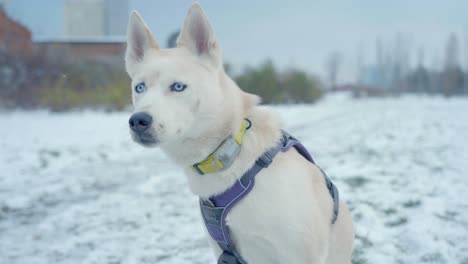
[129,112,153,133]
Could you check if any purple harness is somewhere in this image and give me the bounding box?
[200,131,339,264]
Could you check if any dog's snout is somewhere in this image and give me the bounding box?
[129,112,153,133]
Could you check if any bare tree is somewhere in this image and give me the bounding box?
[391,33,412,93]
[465,29,468,94]
[442,33,464,96]
[375,37,383,85]
[355,43,365,85]
[324,51,342,90]
[417,46,425,67]
[445,33,460,69]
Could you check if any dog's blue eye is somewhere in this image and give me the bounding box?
[135,82,146,93]
[170,82,187,92]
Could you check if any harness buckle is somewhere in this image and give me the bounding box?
[256,152,273,168]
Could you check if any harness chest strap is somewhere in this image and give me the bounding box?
[198,130,340,264]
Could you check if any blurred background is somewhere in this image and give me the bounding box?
[2,0,468,109]
[1,1,467,264]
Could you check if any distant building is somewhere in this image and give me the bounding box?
[360,66,383,89]
[64,0,106,36]
[34,0,128,64]
[34,36,126,64]
[359,64,396,90]
[106,0,129,36]
[64,0,128,37]
[0,7,32,58]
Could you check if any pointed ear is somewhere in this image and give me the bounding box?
[177,3,221,68]
[125,11,159,74]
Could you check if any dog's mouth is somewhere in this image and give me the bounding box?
[131,131,159,147]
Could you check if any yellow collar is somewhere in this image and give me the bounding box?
[192,119,251,175]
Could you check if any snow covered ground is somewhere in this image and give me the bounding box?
[1,94,467,264]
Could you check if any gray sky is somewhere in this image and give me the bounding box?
[4,0,468,82]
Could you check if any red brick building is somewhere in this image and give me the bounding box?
[34,36,126,65]
[0,7,32,58]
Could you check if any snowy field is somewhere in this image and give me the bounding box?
[1,94,467,264]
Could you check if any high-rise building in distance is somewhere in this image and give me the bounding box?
[64,0,128,37]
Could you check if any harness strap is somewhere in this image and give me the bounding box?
[321,168,340,224]
[200,141,283,264]
[200,130,340,264]
[282,131,340,224]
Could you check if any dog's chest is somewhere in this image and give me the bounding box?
[221,163,328,263]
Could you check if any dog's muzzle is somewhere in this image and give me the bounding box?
[129,112,158,146]
[129,112,152,133]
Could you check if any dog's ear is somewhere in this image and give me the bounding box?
[177,3,221,68]
[125,11,159,74]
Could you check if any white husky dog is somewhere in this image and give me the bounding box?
[125,3,354,264]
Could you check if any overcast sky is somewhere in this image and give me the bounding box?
[4,0,468,82]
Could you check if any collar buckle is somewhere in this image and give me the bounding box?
[192,119,250,175]
[212,157,224,170]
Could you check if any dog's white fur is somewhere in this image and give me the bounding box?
[125,3,354,263]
